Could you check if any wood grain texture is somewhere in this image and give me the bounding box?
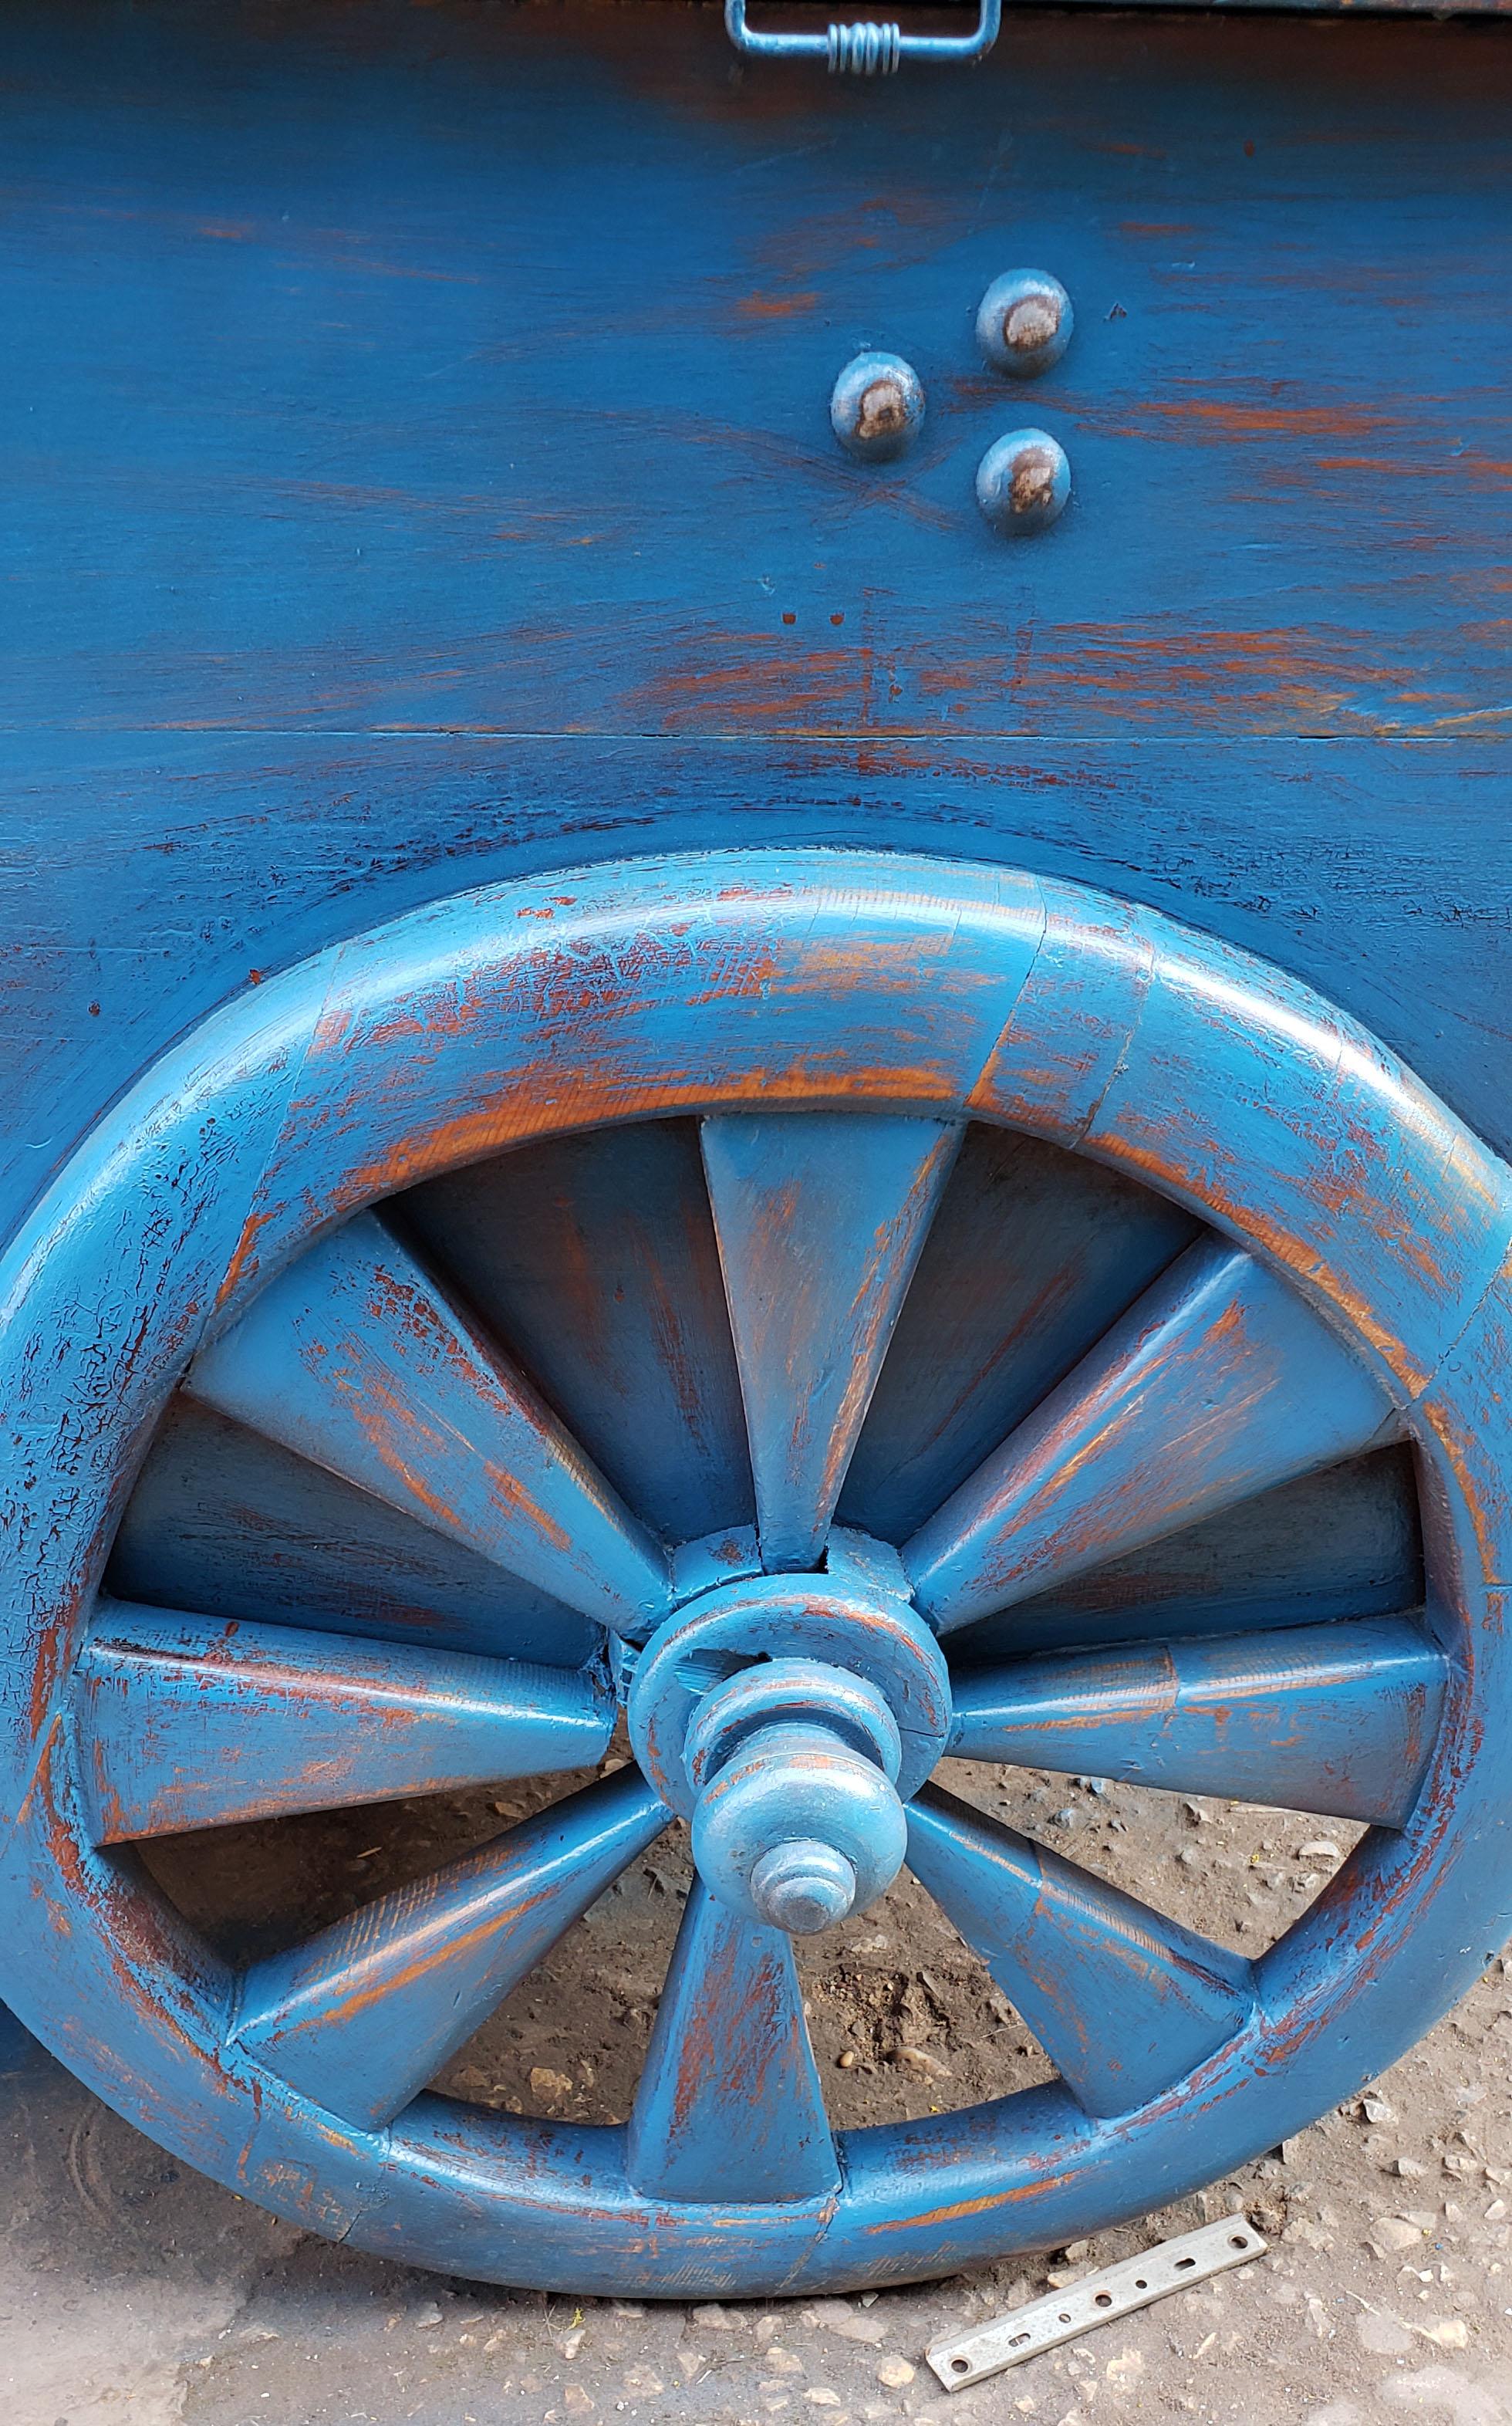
[2,736,1508,1281]
[949,1443,1423,1660]
[0,5,1508,745]
[702,1112,960,1568]
[233,1765,670,2130]
[1,846,1509,2291]
[78,1604,612,1841]
[949,1616,1446,1824]
[110,1394,599,1667]
[906,1236,1401,1633]
[842,1123,1200,1541]
[0,0,1508,2290]
[906,1784,1256,2117]
[624,1879,839,2204]
[403,1120,751,1544]
[184,1210,674,1634]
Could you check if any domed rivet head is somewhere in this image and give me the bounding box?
[976,270,1073,380]
[829,350,926,463]
[751,1840,857,1935]
[976,428,1071,538]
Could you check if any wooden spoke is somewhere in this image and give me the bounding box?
[404,1121,751,1545]
[184,1211,673,1637]
[906,1786,1255,2118]
[841,1127,1198,1543]
[233,1767,670,2130]
[906,1238,1401,1636]
[701,1113,961,1572]
[625,1878,839,2203]
[110,1395,598,1668]
[951,1444,1422,1664]
[950,1617,1446,1826]
[77,1603,613,1843]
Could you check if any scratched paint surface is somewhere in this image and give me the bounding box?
[1,4,1508,745]
[0,850,1508,2293]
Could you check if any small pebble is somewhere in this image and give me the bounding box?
[876,2357,916,2389]
[1418,2319,1469,2350]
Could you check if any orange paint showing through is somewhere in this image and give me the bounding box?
[736,291,821,320]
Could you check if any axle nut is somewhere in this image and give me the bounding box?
[751,1840,858,1934]
[976,269,1073,380]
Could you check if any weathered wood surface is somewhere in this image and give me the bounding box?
[1,2,1507,740]
[1,1,1508,1224]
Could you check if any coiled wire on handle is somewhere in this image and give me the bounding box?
[725,0,1001,70]
[827,19,902,73]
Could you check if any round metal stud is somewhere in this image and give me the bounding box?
[829,350,926,462]
[975,428,1071,538]
[976,269,1073,380]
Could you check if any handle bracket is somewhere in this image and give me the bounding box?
[725,0,1001,73]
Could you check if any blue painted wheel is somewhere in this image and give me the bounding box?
[2,850,1509,2293]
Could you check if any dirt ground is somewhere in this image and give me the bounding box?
[5,1752,1511,2426]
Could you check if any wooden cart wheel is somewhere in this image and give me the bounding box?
[2,849,1509,2295]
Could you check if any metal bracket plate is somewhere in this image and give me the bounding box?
[925,2217,1269,2391]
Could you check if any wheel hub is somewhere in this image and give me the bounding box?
[626,1529,953,1932]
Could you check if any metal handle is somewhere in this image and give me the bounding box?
[724,0,1001,73]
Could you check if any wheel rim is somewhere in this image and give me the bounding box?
[2,846,1510,2295]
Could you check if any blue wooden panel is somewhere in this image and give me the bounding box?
[949,1616,1446,1825]
[906,1236,1401,1634]
[110,1395,599,1667]
[403,1120,751,1545]
[77,1603,612,1841]
[625,1880,839,2204]
[1,6,1508,743]
[2,736,1509,1283]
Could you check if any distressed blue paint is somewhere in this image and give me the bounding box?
[625,1880,839,2203]
[234,1766,670,2132]
[185,1209,674,1637]
[906,1237,1403,1634]
[949,1446,1423,1662]
[841,1124,1200,1541]
[403,1120,752,1545]
[0,849,1509,2290]
[77,1604,613,1842]
[906,1786,1257,2117]
[2,7,1509,748]
[110,1395,599,1669]
[949,1617,1447,1826]
[0,846,1507,2293]
[0,0,1507,2277]
[701,1113,961,1569]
